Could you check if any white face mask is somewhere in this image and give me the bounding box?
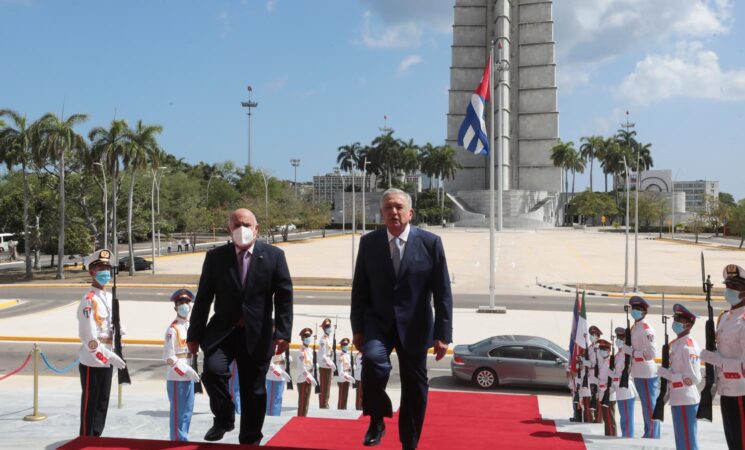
[324,327,332,335]
[725,288,742,306]
[615,339,624,349]
[177,303,190,318]
[303,337,312,345]
[232,225,254,247]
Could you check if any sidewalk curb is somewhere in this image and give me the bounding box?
[0,336,454,354]
[535,280,723,302]
[0,299,20,309]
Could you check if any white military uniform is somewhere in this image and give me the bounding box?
[611,347,638,401]
[296,344,316,417]
[78,288,115,367]
[630,320,657,377]
[266,352,290,416]
[708,305,745,396]
[162,317,192,381]
[318,333,334,369]
[336,351,354,383]
[660,335,702,406]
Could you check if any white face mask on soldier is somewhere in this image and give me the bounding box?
[232,226,254,247]
[725,288,742,306]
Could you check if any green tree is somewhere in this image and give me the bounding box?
[550,140,575,194]
[337,142,361,172]
[720,192,736,209]
[370,130,401,188]
[35,112,89,279]
[728,200,745,248]
[568,190,618,225]
[0,109,38,279]
[579,135,604,193]
[300,202,332,237]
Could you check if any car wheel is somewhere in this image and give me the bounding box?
[473,368,497,389]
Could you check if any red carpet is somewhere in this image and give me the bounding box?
[267,391,585,449]
[58,436,306,450]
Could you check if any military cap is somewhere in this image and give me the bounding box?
[170,289,194,303]
[321,318,332,329]
[629,296,649,311]
[339,337,350,346]
[673,303,696,324]
[84,249,112,269]
[596,339,612,351]
[723,264,745,282]
[299,327,313,338]
[588,325,602,336]
[614,327,626,338]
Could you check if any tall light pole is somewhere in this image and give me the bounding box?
[362,157,370,234]
[340,167,346,234]
[260,169,269,241]
[623,157,630,291]
[349,158,356,277]
[155,167,166,255]
[622,111,639,292]
[93,161,108,249]
[241,85,258,169]
[290,159,300,198]
[150,166,167,272]
[495,39,510,232]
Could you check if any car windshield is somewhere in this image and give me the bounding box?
[467,338,494,352]
[546,340,568,359]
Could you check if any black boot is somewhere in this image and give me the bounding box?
[363,417,385,446]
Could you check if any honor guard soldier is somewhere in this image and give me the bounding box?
[700,264,745,449]
[162,289,200,441]
[77,249,126,436]
[588,326,603,423]
[336,338,355,410]
[657,304,701,450]
[354,348,363,411]
[613,327,637,437]
[594,339,617,436]
[318,318,335,409]
[623,296,660,439]
[296,328,317,417]
[266,350,291,416]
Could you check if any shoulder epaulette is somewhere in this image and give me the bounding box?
[642,323,650,330]
[687,338,694,347]
[85,291,95,302]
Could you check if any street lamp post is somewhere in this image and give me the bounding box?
[623,157,630,291]
[260,170,269,241]
[150,166,167,273]
[362,158,370,235]
[93,161,108,249]
[350,159,356,277]
[155,167,167,256]
[241,85,258,169]
[290,159,300,199]
[340,168,345,234]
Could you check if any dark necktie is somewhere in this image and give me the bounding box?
[392,237,403,275]
[238,249,249,287]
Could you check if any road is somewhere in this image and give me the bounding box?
[0,286,730,320]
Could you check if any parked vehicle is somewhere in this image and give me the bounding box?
[272,224,296,232]
[0,233,16,252]
[118,256,153,271]
[451,335,569,389]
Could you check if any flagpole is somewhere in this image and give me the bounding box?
[496,40,504,232]
[489,40,496,309]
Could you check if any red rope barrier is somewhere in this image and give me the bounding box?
[0,351,33,381]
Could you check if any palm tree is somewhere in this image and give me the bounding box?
[35,112,88,279]
[550,140,575,194]
[418,142,437,189]
[336,142,361,172]
[123,120,163,275]
[89,120,129,262]
[579,135,603,193]
[567,148,586,195]
[399,138,420,183]
[0,110,37,280]
[370,130,401,188]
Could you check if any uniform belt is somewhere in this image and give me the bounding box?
[98,337,112,344]
[175,352,193,358]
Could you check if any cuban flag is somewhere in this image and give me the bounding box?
[457,57,491,156]
[568,289,588,375]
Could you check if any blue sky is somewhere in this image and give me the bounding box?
[2,0,744,199]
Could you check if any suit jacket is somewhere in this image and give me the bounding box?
[187,241,293,361]
[351,226,453,352]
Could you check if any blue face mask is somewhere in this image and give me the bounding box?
[725,288,742,306]
[95,271,111,286]
[630,309,644,321]
[342,345,349,352]
[615,339,624,349]
[671,321,687,335]
[303,337,312,345]
[599,350,609,358]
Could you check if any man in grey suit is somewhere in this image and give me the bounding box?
[351,188,453,450]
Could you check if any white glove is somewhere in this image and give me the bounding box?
[173,360,200,383]
[622,345,633,355]
[97,347,126,370]
[657,366,673,380]
[700,349,724,368]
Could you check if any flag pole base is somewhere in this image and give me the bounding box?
[23,414,47,422]
[477,306,507,314]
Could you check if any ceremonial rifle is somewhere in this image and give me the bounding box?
[619,305,632,388]
[591,342,599,410]
[697,252,715,421]
[351,350,358,389]
[572,357,582,421]
[313,325,320,394]
[652,294,669,421]
[332,316,338,376]
[191,353,203,394]
[601,321,614,407]
[285,347,294,390]
[111,265,131,385]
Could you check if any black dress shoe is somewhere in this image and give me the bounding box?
[363,418,385,446]
[204,421,234,441]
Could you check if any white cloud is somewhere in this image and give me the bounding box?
[216,10,231,39]
[397,55,423,75]
[266,76,288,92]
[554,0,732,88]
[616,42,745,104]
[359,10,424,49]
[355,0,452,49]
[266,0,276,12]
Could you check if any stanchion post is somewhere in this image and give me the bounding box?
[118,382,123,409]
[23,343,47,422]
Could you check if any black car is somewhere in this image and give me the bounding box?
[118,256,153,271]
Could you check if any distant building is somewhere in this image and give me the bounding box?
[674,180,719,211]
[313,171,421,207]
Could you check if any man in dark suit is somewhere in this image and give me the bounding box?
[187,208,293,445]
[351,188,453,450]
